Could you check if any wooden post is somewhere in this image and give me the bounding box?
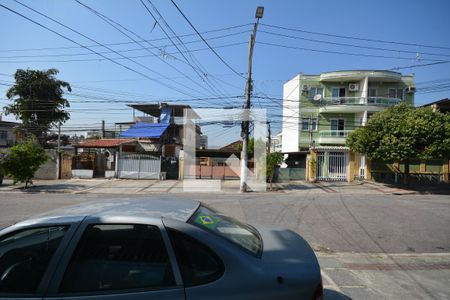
[443,160,449,183]
[365,159,372,180]
[308,149,317,182]
[348,152,355,182]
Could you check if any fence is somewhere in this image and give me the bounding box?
[118,153,161,179]
[370,159,448,184]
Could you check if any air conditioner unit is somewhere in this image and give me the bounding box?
[405,86,416,93]
[302,85,310,92]
[348,83,359,92]
[313,94,322,101]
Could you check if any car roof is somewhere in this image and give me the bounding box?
[16,198,200,227]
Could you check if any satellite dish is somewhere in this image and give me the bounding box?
[313,94,322,101]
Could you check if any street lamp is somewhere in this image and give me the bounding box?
[255,6,264,18]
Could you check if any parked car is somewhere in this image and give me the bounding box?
[0,199,323,300]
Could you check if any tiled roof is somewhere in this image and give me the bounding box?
[220,140,242,151]
[74,139,135,148]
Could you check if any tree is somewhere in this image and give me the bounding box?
[4,68,71,146]
[266,152,284,191]
[347,103,450,185]
[1,139,48,188]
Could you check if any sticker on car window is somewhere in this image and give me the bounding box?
[195,215,220,229]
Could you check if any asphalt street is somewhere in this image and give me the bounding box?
[0,191,448,253]
[0,190,449,299]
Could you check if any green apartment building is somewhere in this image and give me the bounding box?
[282,70,415,181]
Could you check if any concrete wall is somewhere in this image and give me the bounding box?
[34,149,59,180]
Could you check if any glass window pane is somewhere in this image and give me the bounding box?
[389,89,396,98]
[301,118,309,131]
[188,206,262,257]
[168,229,223,286]
[397,89,404,100]
[59,224,174,293]
[311,119,317,131]
[0,226,68,294]
[332,88,339,98]
[317,88,324,96]
[308,88,316,99]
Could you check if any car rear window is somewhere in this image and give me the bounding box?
[188,206,262,257]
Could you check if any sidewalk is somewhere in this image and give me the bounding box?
[318,252,450,299]
[0,178,448,195]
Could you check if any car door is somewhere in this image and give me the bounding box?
[44,217,185,300]
[163,218,271,300]
[0,224,77,300]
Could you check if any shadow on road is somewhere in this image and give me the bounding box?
[325,289,352,299]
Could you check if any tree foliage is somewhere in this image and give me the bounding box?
[0,139,48,187]
[266,152,284,190]
[347,103,450,183]
[4,68,71,145]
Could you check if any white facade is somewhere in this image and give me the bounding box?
[282,74,301,153]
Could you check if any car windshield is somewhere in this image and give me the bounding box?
[188,206,262,257]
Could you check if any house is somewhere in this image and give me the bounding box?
[421,98,450,114]
[282,70,415,181]
[270,133,282,153]
[121,103,201,157]
[0,117,19,148]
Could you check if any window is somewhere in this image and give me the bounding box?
[59,224,175,293]
[332,87,346,103]
[168,229,224,286]
[389,88,404,100]
[331,119,345,136]
[189,206,262,257]
[0,131,6,140]
[0,226,68,294]
[301,118,318,131]
[308,87,324,99]
[368,88,377,103]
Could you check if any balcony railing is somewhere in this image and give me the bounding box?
[319,97,402,106]
[319,130,353,138]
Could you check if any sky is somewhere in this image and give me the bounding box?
[1,0,450,147]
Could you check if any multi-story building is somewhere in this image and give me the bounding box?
[282,70,415,181]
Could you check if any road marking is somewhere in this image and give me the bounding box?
[321,270,342,293]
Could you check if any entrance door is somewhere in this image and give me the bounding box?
[316,151,348,181]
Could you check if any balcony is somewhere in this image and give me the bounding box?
[319,70,403,82]
[318,130,353,145]
[318,97,402,113]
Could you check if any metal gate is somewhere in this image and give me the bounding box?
[316,151,348,181]
[118,154,161,179]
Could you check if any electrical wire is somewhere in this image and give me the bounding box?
[169,0,246,79]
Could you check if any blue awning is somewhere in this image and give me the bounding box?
[119,122,169,138]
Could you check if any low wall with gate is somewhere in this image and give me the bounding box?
[369,159,449,184]
[118,153,161,179]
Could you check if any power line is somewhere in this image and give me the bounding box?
[0,31,249,59]
[0,42,247,64]
[75,0,218,98]
[257,41,444,62]
[139,0,230,102]
[259,29,450,59]
[8,1,198,97]
[261,23,450,51]
[170,0,246,79]
[0,23,251,52]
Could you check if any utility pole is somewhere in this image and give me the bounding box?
[267,121,271,154]
[240,6,264,192]
[57,122,61,153]
[101,120,105,138]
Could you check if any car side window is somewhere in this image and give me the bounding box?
[0,226,68,295]
[59,224,175,293]
[168,228,224,286]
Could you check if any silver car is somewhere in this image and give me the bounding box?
[0,199,323,300]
